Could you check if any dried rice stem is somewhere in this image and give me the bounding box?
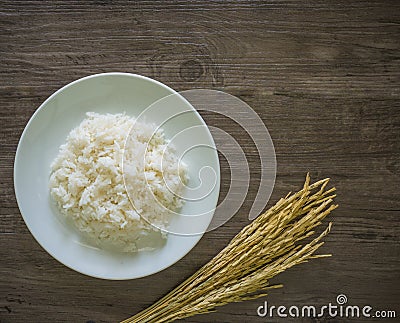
[121,174,338,323]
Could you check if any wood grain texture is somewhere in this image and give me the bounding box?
[1,1,399,322]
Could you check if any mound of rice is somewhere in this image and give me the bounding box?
[49,112,187,252]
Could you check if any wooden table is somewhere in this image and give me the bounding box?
[1,1,399,322]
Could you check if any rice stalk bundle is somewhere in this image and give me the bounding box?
[122,174,338,323]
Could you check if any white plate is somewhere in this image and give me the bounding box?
[14,73,220,280]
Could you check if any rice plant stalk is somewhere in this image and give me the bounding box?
[121,174,338,323]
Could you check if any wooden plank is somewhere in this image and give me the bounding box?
[1,1,399,322]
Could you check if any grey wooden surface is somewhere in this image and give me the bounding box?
[1,1,399,322]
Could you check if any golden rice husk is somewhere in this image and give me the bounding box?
[121,174,338,323]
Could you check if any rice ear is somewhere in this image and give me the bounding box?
[122,175,337,323]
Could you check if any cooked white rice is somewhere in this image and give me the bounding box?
[49,112,187,252]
